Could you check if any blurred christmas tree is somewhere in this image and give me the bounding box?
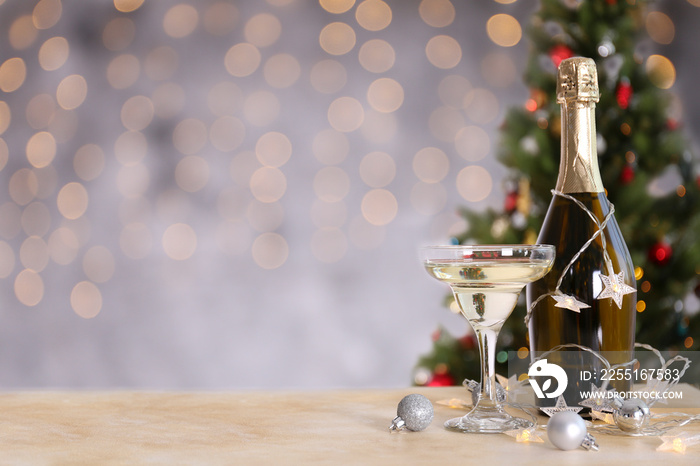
[416,0,700,386]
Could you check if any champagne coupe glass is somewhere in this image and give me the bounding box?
[421,244,555,433]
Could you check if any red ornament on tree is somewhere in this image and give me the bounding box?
[649,241,672,266]
[619,165,635,184]
[426,372,455,387]
[504,190,518,213]
[549,44,574,68]
[616,80,633,109]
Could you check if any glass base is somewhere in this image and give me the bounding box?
[444,407,533,434]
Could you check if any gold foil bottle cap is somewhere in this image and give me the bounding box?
[556,57,599,104]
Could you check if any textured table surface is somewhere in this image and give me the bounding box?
[0,386,698,464]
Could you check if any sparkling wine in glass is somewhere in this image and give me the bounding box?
[421,244,555,433]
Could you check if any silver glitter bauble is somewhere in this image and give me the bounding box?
[389,394,434,432]
[546,411,598,451]
[613,398,651,433]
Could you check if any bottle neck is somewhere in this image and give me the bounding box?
[555,101,604,194]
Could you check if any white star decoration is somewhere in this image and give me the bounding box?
[657,430,700,453]
[540,395,583,417]
[597,271,636,309]
[504,426,545,443]
[552,293,590,313]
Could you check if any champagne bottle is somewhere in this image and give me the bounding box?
[526,57,636,410]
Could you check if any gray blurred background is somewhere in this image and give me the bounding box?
[0,0,698,389]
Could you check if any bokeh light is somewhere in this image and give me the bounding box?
[366,78,404,113]
[38,36,69,71]
[359,40,395,74]
[57,182,89,220]
[256,131,292,168]
[425,35,462,69]
[19,235,49,272]
[175,155,210,193]
[121,95,154,131]
[455,125,490,161]
[245,13,282,48]
[26,131,56,168]
[225,43,262,77]
[419,0,456,28]
[9,15,38,51]
[162,223,197,260]
[250,167,287,203]
[33,0,62,30]
[14,268,43,306]
[114,0,144,13]
[456,165,493,202]
[163,4,199,39]
[56,74,88,110]
[361,189,398,226]
[0,57,27,93]
[646,11,675,45]
[486,14,522,47]
[646,54,676,89]
[71,281,103,319]
[319,22,356,56]
[320,0,356,14]
[355,0,392,32]
[328,96,364,132]
[359,151,396,188]
[413,147,449,183]
[251,232,288,269]
[107,54,141,90]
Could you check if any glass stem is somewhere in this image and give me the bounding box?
[475,325,503,409]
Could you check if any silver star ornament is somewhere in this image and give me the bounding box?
[540,395,583,417]
[597,271,636,309]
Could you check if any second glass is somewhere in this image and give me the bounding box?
[421,244,555,433]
